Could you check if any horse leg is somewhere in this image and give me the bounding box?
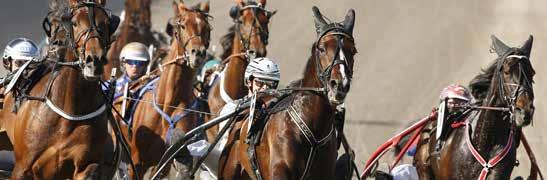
[11,159,33,180]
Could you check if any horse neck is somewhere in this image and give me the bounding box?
[473,76,514,153]
[156,40,195,109]
[294,50,334,133]
[301,52,324,89]
[221,34,248,98]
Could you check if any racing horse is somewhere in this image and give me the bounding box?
[104,0,158,79]
[206,0,275,144]
[127,1,211,179]
[414,35,536,179]
[219,6,356,180]
[0,0,120,179]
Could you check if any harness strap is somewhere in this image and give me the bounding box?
[286,104,334,180]
[219,67,236,104]
[464,121,515,180]
[45,97,106,121]
[151,88,199,144]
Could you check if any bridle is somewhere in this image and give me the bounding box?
[167,9,211,66]
[43,1,114,69]
[233,5,271,58]
[488,52,534,124]
[313,26,355,96]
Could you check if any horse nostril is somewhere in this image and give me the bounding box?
[329,79,338,88]
[86,56,93,63]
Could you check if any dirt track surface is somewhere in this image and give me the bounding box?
[2,0,545,177]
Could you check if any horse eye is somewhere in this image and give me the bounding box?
[318,46,326,53]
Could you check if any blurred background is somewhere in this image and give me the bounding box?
[1,0,544,177]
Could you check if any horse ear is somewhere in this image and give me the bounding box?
[491,35,510,56]
[235,0,245,7]
[343,9,355,36]
[257,0,267,7]
[172,0,187,16]
[201,1,210,13]
[312,6,327,35]
[96,0,106,6]
[68,0,79,6]
[520,35,533,57]
[172,1,180,15]
[267,9,277,19]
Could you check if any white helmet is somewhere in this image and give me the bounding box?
[244,57,281,85]
[2,38,40,61]
[120,42,150,62]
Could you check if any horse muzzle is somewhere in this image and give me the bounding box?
[186,48,207,69]
[82,55,104,80]
[327,78,350,106]
[514,107,534,127]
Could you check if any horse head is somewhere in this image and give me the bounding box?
[166,0,211,68]
[490,35,535,127]
[229,0,275,58]
[44,0,119,80]
[311,6,357,106]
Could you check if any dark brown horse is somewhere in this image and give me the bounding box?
[127,1,211,179]
[0,0,119,179]
[219,6,356,180]
[104,0,158,79]
[206,0,275,144]
[414,35,536,179]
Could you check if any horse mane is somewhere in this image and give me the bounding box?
[219,25,236,60]
[48,0,71,18]
[468,60,498,103]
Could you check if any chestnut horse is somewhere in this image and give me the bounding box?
[414,35,536,179]
[219,6,356,180]
[104,0,158,79]
[206,0,275,145]
[127,1,211,179]
[0,0,120,179]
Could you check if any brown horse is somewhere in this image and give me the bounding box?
[127,1,211,179]
[219,6,356,180]
[414,35,536,179]
[104,0,158,79]
[0,0,120,179]
[206,0,275,144]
